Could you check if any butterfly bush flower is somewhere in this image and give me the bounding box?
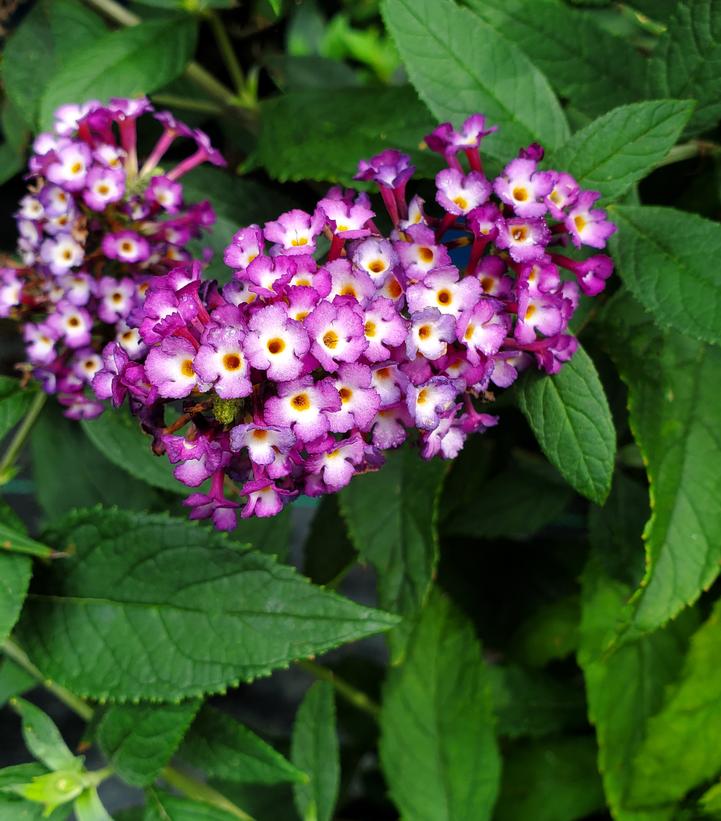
[89,111,615,526]
[4,96,223,417]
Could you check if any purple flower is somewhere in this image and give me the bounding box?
[350,237,398,285]
[224,225,264,271]
[145,175,183,213]
[102,230,151,264]
[420,412,466,459]
[407,307,456,360]
[93,342,131,405]
[240,477,293,518]
[184,471,239,531]
[97,276,135,323]
[244,303,310,381]
[39,234,84,275]
[83,166,125,210]
[406,267,480,318]
[327,363,381,433]
[494,158,554,218]
[435,169,491,216]
[371,405,411,449]
[47,300,92,348]
[244,255,295,298]
[24,322,58,365]
[194,325,252,399]
[546,173,579,220]
[264,209,324,255]
[395,224,452,281]
[264,376,341,442]
[515,285,567,345]
[355,149,415,190]
[325,259,375,306]
[565,191,617,248]
[145,336,200,399]
[45,141,91,191]
[553,253,614,296]
[362,296,408,362]
[495,217,550,263]
[318,196,374,238]
[475,255,513,298]
[425,114,497,162]
[371,363,407,407]
[230,423,295,466]
[304,299,367,371]
[306,433,365,492]
[406,376,458,431]
[456,299,509,364]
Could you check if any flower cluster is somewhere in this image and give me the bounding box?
[0,97,224,418]
[91,113,615,526]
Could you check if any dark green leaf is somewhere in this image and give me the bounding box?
[442,451,571,540]
[604,292,721,638]
[382,0,569,156]
[0,523,53,559]
[31,405,160,521]
[551,100,694,201]
[647,0,721,136]
[0,379,38,444]
[291,682,339,821]
[610,205,721,345]
[81,408,185,495]
[0,659,35,708]
[96,701,201,787]
[380,589,500,821]
[230,506,292,560]
[40,18,197,130]
[265,55,360,91]
[0,555,31,647]
[510,595,579,667]
[144,790,237,821]
[340,447,447,658]
[466,0,647,119]
[303,496,356,585]
[256,87,439,186]
[11,698,78,771]
[208,782,296,821]
[2,0,107,129]
[16,508,397,701]
[494,737,605,821]
[515,345,616,504]
[180,706,306,785]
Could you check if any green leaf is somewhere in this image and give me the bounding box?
[10,699,79,772]
[0,378,38,443]
[16,508,397,701]
[494,737,605,821]
[0,659,35,708]
[381,0,569,156]
[256,87,439,186]
[625,598,721,808]
[230,506,292,560]
[610,205,721,345]
[647,0,721,136]
[380,589,501,821]
[81,408,185,495]
[31,405,161,521]
[96,701,201,787]
[603,292,721,639]
[182,167,297,282]
[510,595,580,667]
[144,790,237,821]
[0,523,53,559]
[291,682,339,821]
[180,706,306,785]
[340,447,447,658]
[208,782,296,821]
[0,555,31,647]
[465,0,647,119]
[0,144,24,186]
[303,496,356,585]
[73,789,111,821]
[39,18,197,130]
[578,471,698,820]
[488,665,586,740]
[701,783,721,817]
[2,0,107,129]
[551,100,694,202]
[442,451,571,540]
[515,344,616,504]
[0,795,70,821]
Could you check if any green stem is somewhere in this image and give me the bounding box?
[2,638,256,821]
[151,94,224,115]
[0,391,46,484]
[659,140,721,168]
[84,0,139,25]
[161,766,256,821]
[298,660,380,719]
[2,638,93,722]
[206,10,246,98]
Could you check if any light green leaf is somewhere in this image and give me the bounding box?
[0,379,38,444]
[700,782,721,817]
[81,408,185,495]
[16,509,397,701]
[0,523,53,559]
[96,701,201,787]
[144,790,237,821]
[256,87,439,186]
[494,737,605,821]
[291,683,339,821]
[2,0,107,129]
[579,472,697,820]
[380,589,500,821]
[515,345,616,504]
[465,0,647,119]
[603,292,721,639]
[340,447,447,658]
[40,18,197,130]
[551,100,694,201]
[626,598,721,807]
[381,0,569,156]
[73,789,112,821]
[610,205,721,345]
[647,0,721,136]
[0,555,31,648]
[11,699,79,772]
[180,706,306,785]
